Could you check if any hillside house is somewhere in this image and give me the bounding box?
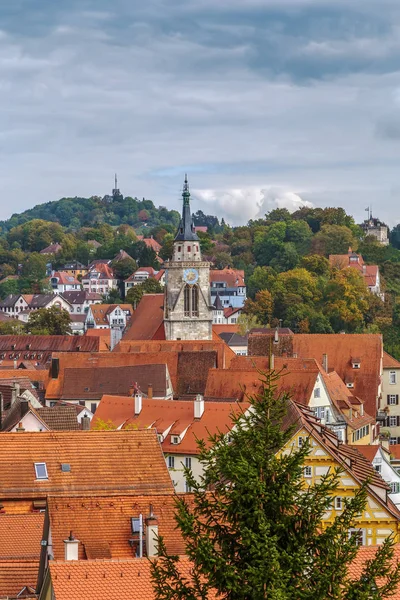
[210,268,246,308]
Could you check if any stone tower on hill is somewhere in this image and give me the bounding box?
[164,176,213,340]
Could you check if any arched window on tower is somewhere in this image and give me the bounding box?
[184,284,199,318]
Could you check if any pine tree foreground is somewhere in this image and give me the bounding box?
[151,370,400,600]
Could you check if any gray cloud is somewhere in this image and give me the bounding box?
[1,0,400,226]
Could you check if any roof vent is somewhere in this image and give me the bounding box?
[61,463,71,472]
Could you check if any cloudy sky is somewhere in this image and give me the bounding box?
[2,0,400,225]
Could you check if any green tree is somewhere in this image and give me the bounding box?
[111,257,137,280]
[300,254,331,277]
[152,370,400,599]
[22,253,48,291]
[237,313,261,336]
[126,278,163,308]
[243,290,273,325]
[324,268,369,332]
[312,224,357,256]
[26,305,72,335]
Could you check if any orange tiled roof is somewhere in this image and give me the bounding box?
[0,334,100,354]
[291,334,382,418]
[213,324,240,335]
[0,561,38,598]
[0,514,44,560]
[349,444,380,463]
[0,430,173,499]
[47,557,217,600]
[93,396,249,455]
[122,294,165,340]
[348,544,400,596]
[89,304,133,326]
[390,445,400,460]
[51,271,81,286]
[210,268,245,287]
[383,351,400,369]
[47,494,186,560]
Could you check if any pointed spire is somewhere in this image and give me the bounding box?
[182,173,190,206]
[174,174,199,242]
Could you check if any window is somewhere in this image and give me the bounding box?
[389,395,398,405]
[348,528,365,546]
[304,466,312,478]
[335,497,342,510]
[390,437,398,446]
[185,457,192,469]
[390,371,397,385]
[168,456,175,469]
[91,403,97,414]
[183,284,199,318]
[314,407,325,420]
[314,388,321,398]
[298,436,304,447]
[346,382,354,388]
[34,463,48,480]
[374,464,381,473]
[185,480,192,492]
[187,246,191,252]
[390,482,400,494]
[79,400,85,406]
[390,416,397,427]
[352,362,360,369]
[171,436,180,445]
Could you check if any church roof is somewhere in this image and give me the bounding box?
[213,293,224,311]
[174,175,199,242]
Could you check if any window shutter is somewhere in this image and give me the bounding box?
[385,417,390,427]
[398,437,400,444]
[396,395,399,405]
[397,416,400,427]
[388,395,391,405]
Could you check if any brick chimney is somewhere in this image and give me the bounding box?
[81,415,90,430]
[11,382,20,405]
[147,384,153,400]
[145,506,159,557]
[322,353,328,373]
[194,394,204,419]
[64,532,79,560]
[16,421,25,432]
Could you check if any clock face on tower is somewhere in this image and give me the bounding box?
[183,268,199,284]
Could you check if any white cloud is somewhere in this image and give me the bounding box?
[191,187,313,224]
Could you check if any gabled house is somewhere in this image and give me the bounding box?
[329,248,383,298]
[93,391,249,492]
[39,242,62,255]
[0,294,30,318]
[60,290,101,314]
[212,294,243,325]
[85,303,133,330]
[81,263,117,296]
[210,268,246,308]
[124,266,162,295]
[353,444,400,508]
[49,271,81,293]
[380,351,400,444]
[282,401,400,545]
[59,261,88,278]
[1,398,80,432]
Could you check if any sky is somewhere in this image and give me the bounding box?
[2,0,400,226]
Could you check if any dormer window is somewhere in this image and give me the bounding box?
[346,382,354,389]
[352,362,360,369]
[171,435,180,445]
[34,463,48,480]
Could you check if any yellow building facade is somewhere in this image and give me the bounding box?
[282,415,400,545]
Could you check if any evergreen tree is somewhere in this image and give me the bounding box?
[151,370,400,600]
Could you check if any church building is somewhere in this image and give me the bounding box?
[163,176,213,340]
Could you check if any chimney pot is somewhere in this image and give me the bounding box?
[147,384,153,400]
[81,415,90,430]
[16,421,25,432]
[145,508,159,557]
[135,389,143,415]
[194,394,204,419]
[64,533,79,560]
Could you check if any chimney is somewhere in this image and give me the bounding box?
[13,359,17,370]
[51,358,60,379]
[20,399,29,417]
[81,415,90,430]
[135,388,143,415]
[64,532,79,560]
[147,384,153,400]
[11,382,20,405]
[0,392,3,428]
[362,264,366,273]
[194,394,204,419]
[16,421,25,433]
[145,506,159,558]
[322,354,328,373]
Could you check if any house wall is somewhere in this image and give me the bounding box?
[165,453,201,493]
[373,448,400,508]
[381,366,400,444]
[282,429,400,545]
[10,412,49,432]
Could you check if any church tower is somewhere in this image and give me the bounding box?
[164,176,213,340]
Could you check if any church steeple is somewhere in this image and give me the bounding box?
[174,175,199,242]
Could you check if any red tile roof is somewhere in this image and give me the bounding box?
[88,303,133,326]
[0,514,44,560]
[47,493,186,560]
[122,294,165,340]
[0,334,100,354]
[0,561,38,598]
[329,251,379,287]
[47,557,216,600]
[349,444,380,463]
[210,268,245,287]
[51,271,81,286]
[40,242,62,254]
[348,544,400,595]
[383,351,400,369]
[0,430,173,499]
[93,396,249,455]
[290,334,382,418]
[213,324,240,335]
